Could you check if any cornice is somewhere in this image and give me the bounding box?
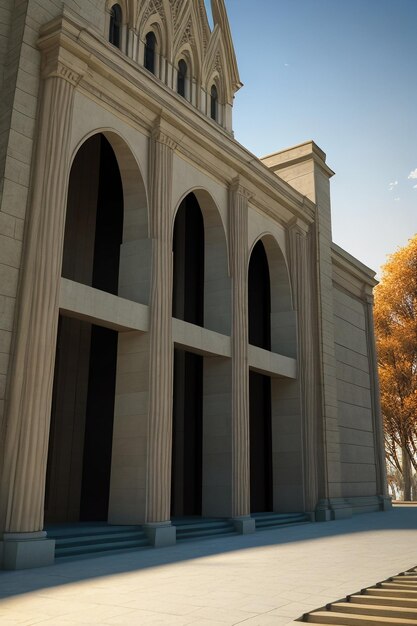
[37,12,316,228]
[331,243,377,289]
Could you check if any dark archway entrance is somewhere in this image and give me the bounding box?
[248,240,273,513]
[45,134,123,523]
[171,193,204,517]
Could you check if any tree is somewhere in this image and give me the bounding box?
[374,234,417,500]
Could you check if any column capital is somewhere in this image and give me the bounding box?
[230,177,253,201]
[287,216,310,237]
[151,119,177,151]
[41,58,85,86]
[362,287,374,305]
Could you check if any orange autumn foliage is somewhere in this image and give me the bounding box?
[374,234,417,499]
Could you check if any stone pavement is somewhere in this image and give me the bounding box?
[1,506,417,626]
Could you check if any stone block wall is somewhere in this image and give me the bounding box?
[333,287,377,498]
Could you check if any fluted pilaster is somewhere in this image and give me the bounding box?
[287,219,319,512]
[229,179,251,517]
[0,67,80,533]
[146,123,175,523]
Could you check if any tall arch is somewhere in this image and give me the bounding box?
[171,192,204,516]
[248,234,302,514]
[171,189,231,518]
[248,240,273,512]
[172,187,231,335]
[45,131,149,524]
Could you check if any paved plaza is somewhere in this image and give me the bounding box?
[1,506,417,625]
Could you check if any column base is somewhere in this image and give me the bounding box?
[315,499,332,522]
[1,532,55,570]
[328,498,353,520]
[144,522,176,547]
[232,516,256,534]
[379,495,393,511]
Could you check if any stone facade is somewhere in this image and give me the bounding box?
[0,0,390,569]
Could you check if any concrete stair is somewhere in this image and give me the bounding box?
[46,523,150,560]
[252,511,310,530]
[304,566,417,624]
[47,511,311,561]
[172,517,238,542]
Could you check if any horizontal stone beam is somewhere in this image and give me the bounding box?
[248,344,297,379]
[59,279,297,378]
[59,278,149,332]
[172,318,231,358]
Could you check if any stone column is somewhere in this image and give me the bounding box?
[0,60,84,569]
[229,179,255,534]
[364,293,391,509]
[144,122,176,546]
[287,219,320,515]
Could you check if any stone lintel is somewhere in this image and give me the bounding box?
[172,318,231,358]
[248,344,297,379]
[59,278,149,332]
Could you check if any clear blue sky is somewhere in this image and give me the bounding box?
[218,0,417,277]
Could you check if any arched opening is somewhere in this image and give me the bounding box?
[45,134,124,523]
[109,4,122,48]
[171,193,204,517]
[144,31,157,74]
[210,84,218,121]
[248,240,273,513]
[177,59,187,98]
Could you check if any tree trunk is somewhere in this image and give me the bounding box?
[402,445,412,501]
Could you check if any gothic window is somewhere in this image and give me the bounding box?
[210,84,218,121]
[177,60,187,98]
[109,4,122,48]
[144,32,157,74]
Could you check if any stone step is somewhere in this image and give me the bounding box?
[55,531,147,548]
[307,610,417,624]
[47,524,151,559]
[392,577,417,583]
[350,594,417,609]
[177,530,238,542]
[56,538,150,558]
[252,512,310,529]
[46,524,140,538]
[381,582,417,591]
[174,518,237,542]
[332,601,417,620]
[173,520,234,532]
[366,587,417,599]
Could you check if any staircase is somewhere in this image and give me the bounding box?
[172,517,238,542]
[47,511,311,561]
[252,511,310,530]
[303,565,417,624]
[46,523,150,560]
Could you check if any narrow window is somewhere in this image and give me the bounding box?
[210,84,218,121]
[144,32,157,74]
[177,60,187,98]
[109,4,122,48]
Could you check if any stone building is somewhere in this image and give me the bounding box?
[0,0,390,569]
